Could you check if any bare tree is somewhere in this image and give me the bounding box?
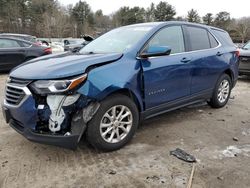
[236,17,250,43]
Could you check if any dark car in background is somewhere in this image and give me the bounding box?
[64,35,94,52]
[0,37,52,71]
[239,41,250,75]
[0,33,40,44]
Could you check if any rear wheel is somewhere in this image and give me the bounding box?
[86,94,139,151]
[208,74,232,108]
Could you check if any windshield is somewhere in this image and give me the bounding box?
[80,26,152,54]
[243,41,250,50]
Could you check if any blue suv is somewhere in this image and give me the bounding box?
[2,22,239,151]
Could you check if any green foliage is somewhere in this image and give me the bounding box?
[145,3,155,22]
[154,1,176,21]
[187,9,200,23]
[214,11,231,30]
[0,0,248,42]
[72,1,91,24]
[203,13,213,25]
[115,6,146,26]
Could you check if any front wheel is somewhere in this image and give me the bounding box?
[208,74,232,108]
[86,94,139,151]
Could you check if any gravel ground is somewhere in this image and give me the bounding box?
[0,74,249,188]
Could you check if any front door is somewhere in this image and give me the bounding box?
[140,25,193,109]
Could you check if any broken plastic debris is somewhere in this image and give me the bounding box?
[170,148,196,163]
[233,137,239,141]
[108,170,116,175]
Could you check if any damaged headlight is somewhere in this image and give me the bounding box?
[30,74,87,94]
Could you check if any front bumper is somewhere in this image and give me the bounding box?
[2,94,86,150]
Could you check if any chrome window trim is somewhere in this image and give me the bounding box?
[137,25,222,59]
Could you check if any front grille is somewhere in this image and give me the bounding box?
[5,85,25,105]
[4,77,32,106]
[9,77,31,86]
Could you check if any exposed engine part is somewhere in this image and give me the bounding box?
[47,94,80,132]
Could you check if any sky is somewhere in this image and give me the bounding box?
[59,0,249,18]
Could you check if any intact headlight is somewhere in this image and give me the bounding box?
[30,74,87,94]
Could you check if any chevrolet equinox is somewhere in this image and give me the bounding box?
[2,22,239,151]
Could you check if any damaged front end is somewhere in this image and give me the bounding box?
[3,74,99,149]
[35,94,99,149]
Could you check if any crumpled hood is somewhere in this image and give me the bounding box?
[10,52,123,79]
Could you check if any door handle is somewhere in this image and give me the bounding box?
[217,51,223,56]
[180,57,192,63]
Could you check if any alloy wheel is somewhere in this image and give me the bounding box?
[100,105,133,143]
[217,79,230,103]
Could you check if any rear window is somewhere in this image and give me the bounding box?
[208,32,219,48]
[22,41,32,47]
[187,26,210,51]
[211,29,234,46]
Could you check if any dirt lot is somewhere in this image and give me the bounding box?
[0,74,249,188]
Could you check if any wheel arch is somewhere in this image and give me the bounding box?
[104,88,143,112]
[224,68,234,83]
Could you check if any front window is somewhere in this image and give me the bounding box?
[80,26,153,54]
[0,39,20,48]
[144,26,185,54]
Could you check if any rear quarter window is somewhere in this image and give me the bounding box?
[208,32,219,48]
[211,29,234,46]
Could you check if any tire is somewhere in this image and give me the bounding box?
[86,94,139,151]
[208,74,232,108]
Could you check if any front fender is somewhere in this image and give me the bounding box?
[78,81,144,111]
[77,58,144,111]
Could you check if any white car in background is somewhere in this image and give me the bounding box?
[50,42,64,53]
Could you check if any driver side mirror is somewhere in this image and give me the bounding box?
[140,46,171,58]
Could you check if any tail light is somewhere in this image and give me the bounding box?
[44,48,52,54]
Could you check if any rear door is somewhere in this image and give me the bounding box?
[141,25,193,109]
[0,38,26,71]
[184,26,226,95]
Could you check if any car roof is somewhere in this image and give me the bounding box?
[123,21,227,33]
[0,33,35,37]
